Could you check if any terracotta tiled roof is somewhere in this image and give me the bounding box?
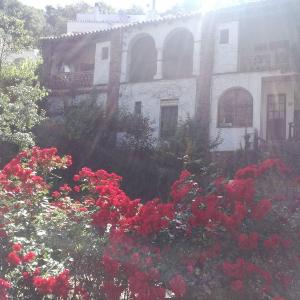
[40,12,202,42]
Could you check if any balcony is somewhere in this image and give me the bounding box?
[47,71,94,90]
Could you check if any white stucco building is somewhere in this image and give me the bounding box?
[67,4,151,34]
[40,0,300,152]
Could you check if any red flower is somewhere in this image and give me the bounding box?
[169,274,186,297]
[73,175,80,182]
[252,199,272,220]
[7,251,22,266]
[264,234,281,251]
[12,243,22,252]
[73,185,80,193]
[238,232,259,250]
[0,278,11,289]
[51,191,61,199]
[22,272,31,281]
[102,255,120,277]
[272,297,285,300]
[0,278,11,300]
[23,252,36,263]
[59,184,72,193]
[230,280,244,292]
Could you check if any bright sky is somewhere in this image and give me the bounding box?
[18,0,242,12]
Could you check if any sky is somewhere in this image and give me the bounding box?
[18,0,241,12]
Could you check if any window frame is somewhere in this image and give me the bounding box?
[134,101,142,115]
[102,46,109,60]
[217,88,253,128]
[159,99,179,139]
[219,29,229,44]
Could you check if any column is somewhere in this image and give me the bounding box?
[193,40,201,76]
[154,48,163,80]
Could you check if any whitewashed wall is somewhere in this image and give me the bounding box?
[119,78,197,139]
[210,71,296,151]
[214,21,239,74]
[120,17,202,82]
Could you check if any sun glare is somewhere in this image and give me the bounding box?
[201,0,238,12]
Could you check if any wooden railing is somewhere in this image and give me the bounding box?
[47,71,94,90]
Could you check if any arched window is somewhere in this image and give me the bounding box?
[163,29,194,79]
[218,88,253,128]
[129,35,157,82]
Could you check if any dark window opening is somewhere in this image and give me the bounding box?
[134,101,142,115]
[220,29,229,44]
[102,47,109,60]
[160,104,178,139]
[163,29,194,79]
[129,35,157,82]
[218,88,253,128]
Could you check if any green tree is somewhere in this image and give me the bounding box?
[0,0,45,44]
[43,2,115,36]
[119,5,145,15]
[0,12,31,72]
[0,60,47,154]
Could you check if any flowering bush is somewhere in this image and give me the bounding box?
[0,147,300,299]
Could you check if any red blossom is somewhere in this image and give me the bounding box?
[22,252,36,263]
[169,274,186,297]
[238,232,259,250]
[230,280,244,292]
[7,251,22,266]
[0,278,11,300]
[12,243,22,252]
[252,199,272,220]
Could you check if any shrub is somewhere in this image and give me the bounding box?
[0,147,300,299]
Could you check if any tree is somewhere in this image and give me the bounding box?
[0,12,30,72]
[0,0,45,44]
[0,60,47,157]
[164,0,202,14]
[119,5,145,15]
[43,2,115,36]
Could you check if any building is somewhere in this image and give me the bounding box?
[67,4,150,34]
[39,0,300,152]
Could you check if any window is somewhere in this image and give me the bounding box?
[267,94,286,141]
[220,29,229,44]
[163,29,194,79]
[160,100,178,139]
[134,101,142,115]
[218,88,253,128]
[102,47,109,60]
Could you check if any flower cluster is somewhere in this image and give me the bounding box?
[0,148,299,300]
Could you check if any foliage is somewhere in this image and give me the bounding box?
[43,2,115,36]
[119,5,145,15]
[0,147,299,300]
[36,103,158,200]
[0,0,45,44]
[0,60,47,162]
[163,0,202,15]
[0,11,31,71]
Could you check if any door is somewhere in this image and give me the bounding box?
[267,94,286,141]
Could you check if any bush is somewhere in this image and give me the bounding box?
[0,147,299,299]
[36,108,219,201]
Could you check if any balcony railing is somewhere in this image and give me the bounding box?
[47,71,94,90]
